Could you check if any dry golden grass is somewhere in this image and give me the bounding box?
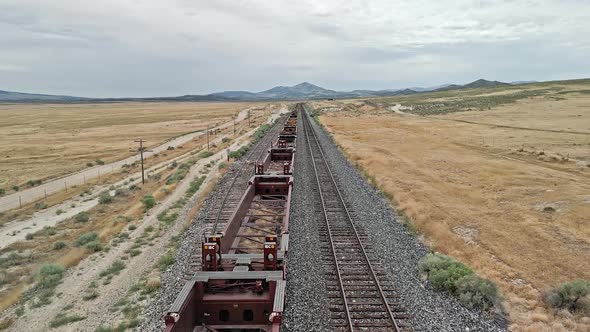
[0,101,268,189]
[316,85,590,331]
[0,106,270,227]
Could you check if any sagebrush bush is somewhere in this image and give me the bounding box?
[75,211,90,223]
[418,253,501,312]
[229,146,249,159]
[141,195,155,211]
[199,151,214,158]
[545,279,590,312]
[34,201,48,210]
[53,241,67,250]
[39,263,65,288]
[457,274,502,311]
[85,241,102,252]
[98,191,112,204]
[76,232,98,246]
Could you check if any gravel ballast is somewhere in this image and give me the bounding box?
[282,109,506,331]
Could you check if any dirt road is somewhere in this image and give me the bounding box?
[0,108,252,212]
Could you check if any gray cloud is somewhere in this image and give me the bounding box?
[0,0,589,97]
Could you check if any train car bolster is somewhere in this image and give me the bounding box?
[194,270,283,282]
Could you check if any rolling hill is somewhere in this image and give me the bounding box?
[0,79,540,103]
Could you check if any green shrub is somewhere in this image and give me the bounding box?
[45,227,57,236]
[99,260,126,277]
[85,241,103,252]
[128,225,137,231]
[82,290,98,301]
[34,201,48,210]
[12,185,19,192]
[229,146,249,159]
[222,137,231,143]
[166,162,192,184]
[185,176,206,198]
[98,191,112,204]
[56,209,64,215]
[157,252,175,271]
[76,232,98,246]
[86,162,94,167]
[95,159,105,165]
[428,261,473,293]
[53,241,67,250]
[456,274,502,311]
[141,195,155,211]
[418,253,502,312]
[199,151,214,158]
[49,313,85,328]
[252,123,271,144]
[27,179,42,187]
[39,263,65,288]
[0,188,4,196]
[218,162,227,170]
[75,211,90,223]
[167,146,175,150]
[25,233,34,240]
[545,279,590,312]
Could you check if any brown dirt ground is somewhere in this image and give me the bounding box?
[316,90,590,331]
[0,101,266,189]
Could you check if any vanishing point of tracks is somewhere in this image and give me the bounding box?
[301,106,410,331]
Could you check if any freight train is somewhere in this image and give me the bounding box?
[164,106,299,332]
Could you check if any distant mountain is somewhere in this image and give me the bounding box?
[0,78,549,103]
[409,84,452,92]
[510,80,537,85]
[0,90,89,102]
[464,79,510,88]
[257,82,341,99]
[433,79,510,92]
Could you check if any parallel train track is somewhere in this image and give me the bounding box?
[301,105,410,331]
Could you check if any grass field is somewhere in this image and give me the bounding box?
[314,80,590,331]
[0,101,268,190]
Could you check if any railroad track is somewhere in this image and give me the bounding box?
[204,115,286,234]
[301,106,410,331]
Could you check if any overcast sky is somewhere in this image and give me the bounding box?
[1,0,589,97]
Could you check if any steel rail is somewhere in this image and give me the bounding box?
[302,105,401,332]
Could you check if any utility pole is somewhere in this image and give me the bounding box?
[134,139,147,184]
